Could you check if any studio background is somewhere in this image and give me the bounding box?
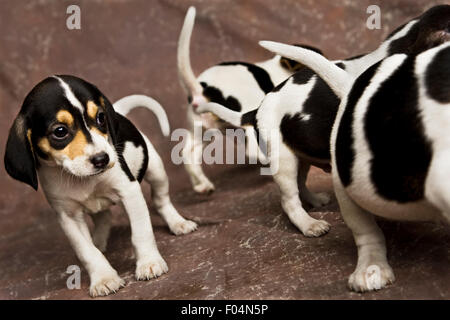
[0,0,448,299]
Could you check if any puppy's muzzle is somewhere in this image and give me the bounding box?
[90,152,110,169]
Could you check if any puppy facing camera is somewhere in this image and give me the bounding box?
[4,75,197,297]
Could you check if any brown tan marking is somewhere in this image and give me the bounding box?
[56,110,74,127]
[38,130,88,160]
[27,129,34,152]
[99,96,105,108]
[87,101,99,120]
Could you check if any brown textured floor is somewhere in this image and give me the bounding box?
[0,0,449,300]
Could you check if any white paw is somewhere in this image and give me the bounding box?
[308,192,331,208]
[170,220,198,235]
[349,263,395,292]
[302,219,330,237]
[135,257,169,281]
[89,272,125,297]
[193,180,215,194]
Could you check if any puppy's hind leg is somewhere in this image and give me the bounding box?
[182,129,215,194]
[91,210,112,253]
[144,136,198,235]
[297,162,330,208]
[272,144,330,237]
[334,180,395,292]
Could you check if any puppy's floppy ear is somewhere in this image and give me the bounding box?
[280,44,325,72]
[100,96,118,145]
[4,115,38,190]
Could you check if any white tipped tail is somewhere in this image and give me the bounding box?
[259,41,354,98]
[196,102,242,127]
[178,7,203,97]
[113,95,170,137]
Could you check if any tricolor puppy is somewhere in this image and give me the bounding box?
[177,6,323,194]
[4,75,197,297]
[260,37,450,291]
[197,5,450,237]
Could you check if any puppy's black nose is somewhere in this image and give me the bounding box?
[90,153,109,169]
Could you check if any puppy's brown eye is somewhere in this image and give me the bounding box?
[52,126,69,139]
[97,111,106,127]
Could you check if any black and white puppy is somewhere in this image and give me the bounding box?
[4,75,197,297]
[197,5,450,237]
[260,38,450,292]
[177,6,323,194]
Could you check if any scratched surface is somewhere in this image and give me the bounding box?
[0,0,449,300]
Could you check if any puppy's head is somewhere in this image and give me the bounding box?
[4,75,118,190]
[389,4,450,55]
[280,44,324,72]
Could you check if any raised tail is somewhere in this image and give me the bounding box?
[113,95,170,137]
[178,6,203,101]
[259,41,354,98]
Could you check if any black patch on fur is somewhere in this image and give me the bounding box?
[335,62,346,70]
[388,5,450,55]
[425,46,450,103]
[291,68,315,85]
[114,113,149,182]
[241,109,257,127]
[365,57,432,202]
[280,75,340,162]
[280,62,345,162]
[335,62,380,186]
[200,82,242,112]
[4,115,38,190]
[272,78,288,93]
[218,62,274,94]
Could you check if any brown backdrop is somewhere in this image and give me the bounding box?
[0,0,448,299]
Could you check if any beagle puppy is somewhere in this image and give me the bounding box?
[258,38,450,291]
[177,6,323,194]
[196,5,450,237]
[4,75,197,297]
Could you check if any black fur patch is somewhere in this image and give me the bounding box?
[335,62,380,186]
[280,75,340,162]
[272,78,288,93]
[114,113,149,182]
[388,5,450,55]
[365,57,432,202]
[280,62,345,162]
[425,46,450,103]
[241,109,257,127]
[335,62,346,70]
[200,82,242,112]
[291,68,315,85]
[218,62,274,94]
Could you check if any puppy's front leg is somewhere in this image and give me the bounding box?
[334,182,395,292]
[119,181,168,280]
[57,211,124,297]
